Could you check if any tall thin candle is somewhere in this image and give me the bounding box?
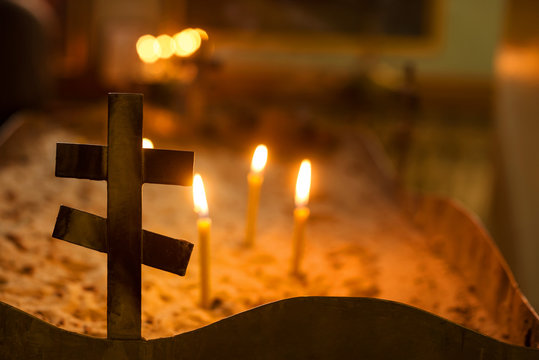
[245,145,268,247]
[291,160,311,276]
[193,174,211,308]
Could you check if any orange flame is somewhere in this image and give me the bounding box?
[142,138,154,149]
[295,160,311,208]
[193,174,209,217]
[250,145,268,173]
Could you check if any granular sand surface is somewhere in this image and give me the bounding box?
[0,114,506,340]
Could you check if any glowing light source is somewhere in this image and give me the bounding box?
[192,173,211,308]
[173,28,202,57]
[245,144,268,246]
[250,145,268,173]
[194,28,209,40]
[193,174,209,217]
[291,159,311,276]
[136,35,160,63]
[156,34,176,59]
[295,160,311,208]
[142,138,154,149]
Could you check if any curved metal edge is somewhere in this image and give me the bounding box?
[1,297,538,360]
[404,194,539,347]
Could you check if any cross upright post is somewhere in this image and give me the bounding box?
[107,93,143,339]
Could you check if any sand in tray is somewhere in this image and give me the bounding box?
[0,125,503,340]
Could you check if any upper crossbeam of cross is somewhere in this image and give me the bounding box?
[52,93,194,340]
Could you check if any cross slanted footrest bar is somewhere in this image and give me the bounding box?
[53,206,193,276]
[51,93,195,340]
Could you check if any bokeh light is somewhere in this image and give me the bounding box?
[136,35,160,63]
[194,28,209,41]
[156,34,176,59]
[173,29,202,57]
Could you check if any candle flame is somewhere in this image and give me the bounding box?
[156,34,176,59]
[136,35,160,63]
[142,138,154,149]
[173,28,202,57]
[250,145,268,173]
[295,160,311,208]
[193,174,209,217]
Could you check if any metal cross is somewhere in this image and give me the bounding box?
[51,93,194,340]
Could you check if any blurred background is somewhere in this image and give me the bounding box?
[1,0,538,309]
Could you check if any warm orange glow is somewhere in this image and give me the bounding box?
[295,160,311,208]
[496,46,539,82]
[142,138,154,149]
[193,174,209,217]
[173,29,202,57]
[136,35,160,63]
[250,145,268,173]
[156,34,176,59]
[194,28,209,40]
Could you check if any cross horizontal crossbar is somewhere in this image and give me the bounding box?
[52,205,193,276]
[55,143,194,186]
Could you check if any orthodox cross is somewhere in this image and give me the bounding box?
[51,93,194,340]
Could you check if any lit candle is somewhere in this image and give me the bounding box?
[245,145,268,247]
[291,160,311,276]
[142,138,154,148]
[193,174,211,308]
